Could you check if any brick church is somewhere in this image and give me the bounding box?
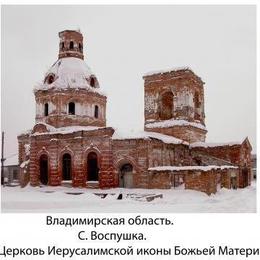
[18,30,252,195]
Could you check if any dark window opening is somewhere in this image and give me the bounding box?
[159,91,173,120]
[12,169,18,181]
[39,154,48,185]
[194,157,202,166]
[62,153,71,181]
[68,102,75,115]
[61,42,65,50]
[79,43,82,52]
[90,77,95,87]
[87,152,99,181]
[47,75,54,84]
[44,103,49,116]
[94,105,99,118]
[69,41,74,50]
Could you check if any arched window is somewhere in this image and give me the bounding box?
[62,153,71,181]
[39,154,48,185]
[68,102,75,115]
[94,105,99,118]
[69,41,74,50]
[159,91,173,120]
[44,103,49,116]
[90,77,95,87]
[47,74,54,84]
[87,152,99,181]
[79,43,82,52]
[61,42,65,50]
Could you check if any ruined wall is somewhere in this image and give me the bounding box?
[191,145,241,165]
[239,142,252,187]
[148,172,171,189]
[191,141,252,188]
[148,141,192,168]
[147,168,239,194]
[184,170,218,195]
[143,69,205,124]
[145,125,206,143]
[143,69,207,142]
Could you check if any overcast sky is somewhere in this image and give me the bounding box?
[1,5,256,163]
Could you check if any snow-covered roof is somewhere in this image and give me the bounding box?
[145,119,206,131]
[34,57,106,96]
[4,154,18,166]
[190,141,241,148]
[32,124,106,136]
[112,130,188,145]
[149,165,238,172]
[19,129,32,136]
[143,66,190,77]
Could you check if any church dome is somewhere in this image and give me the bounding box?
[35,57,102,93]
[34,30,107,128]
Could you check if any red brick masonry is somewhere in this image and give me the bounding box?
[17,30,252,194]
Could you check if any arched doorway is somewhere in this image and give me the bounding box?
[39,154,48,185]
[62,153,71,181]
[119,164,133,188]
[87,152,99,181]
[159,92,173,120]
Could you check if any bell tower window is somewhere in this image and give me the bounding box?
[159,91,174,120]
[68,102,75,115]
[94,105,99,118]
[194,91,200,108]
[69,41,74,50]
[58,30,84,60]
[44,103,49,116]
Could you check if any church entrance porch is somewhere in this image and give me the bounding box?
[39,154,48,185]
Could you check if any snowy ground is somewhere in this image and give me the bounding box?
[1,182,256,213]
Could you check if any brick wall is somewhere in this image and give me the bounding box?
[112,139,149,188]
[28,128,116,188]
[147,168,239,195]
[191,139,252,188]
[149,171,171,189]
[145,125,206,143]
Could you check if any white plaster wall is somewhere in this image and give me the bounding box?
[76,103,83,116]
[49,102,55,114]
[36,102,42,116]
[176,90,194,108]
